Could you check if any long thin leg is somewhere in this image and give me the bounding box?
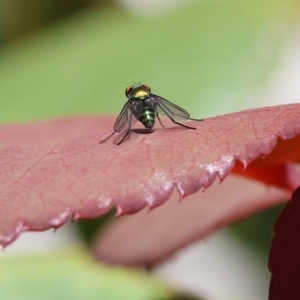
[99,131,116,144]
[189,118,204,121]
[157,102,202,129]
[156,113,165,127]
[117,130,130,145]
[169,117,197,129]
[117,108,134,145]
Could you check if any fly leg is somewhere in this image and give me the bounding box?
[100,130,130,145]
[169,118,197,130]
[156,102,203,130]
[156,113,165,127]
[117,130,130,145]
[99,131,116,144]
[117,106,134,145]
[189,118,204,121]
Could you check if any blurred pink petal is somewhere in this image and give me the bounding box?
[92,175,288,267]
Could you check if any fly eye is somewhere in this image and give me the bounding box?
[125,86,132,97]
[143,84,151,92]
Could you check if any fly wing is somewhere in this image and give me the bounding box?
[130,99,144,120]
[113,100,143,133]
[146,94,190,120]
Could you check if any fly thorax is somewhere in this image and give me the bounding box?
[133,88,149,100]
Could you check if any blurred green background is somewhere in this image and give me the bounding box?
[1,0,299,124]
[1,0,299,299]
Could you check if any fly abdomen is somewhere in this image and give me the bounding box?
[140,107,155,129]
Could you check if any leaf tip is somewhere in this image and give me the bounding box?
[115,206,124,217]
[49,209,71,229]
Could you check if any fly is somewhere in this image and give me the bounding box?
[99,83,204,145]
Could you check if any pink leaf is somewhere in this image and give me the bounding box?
[92,176,287,267]
[268,186,300,300]
[0,103,300,248]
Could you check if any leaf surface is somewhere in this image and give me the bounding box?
[1,103,300,247]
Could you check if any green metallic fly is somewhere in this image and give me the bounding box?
[100,84,204,145]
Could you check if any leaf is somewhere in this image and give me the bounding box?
[1,103,300,249]
[268,186,300,300]
[0,247,173,300]
[92,175,287,267]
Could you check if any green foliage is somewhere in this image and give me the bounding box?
[0,248,173,300]
[230,204,286,258]
[76,209,116,244]
[0,0,299,124]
